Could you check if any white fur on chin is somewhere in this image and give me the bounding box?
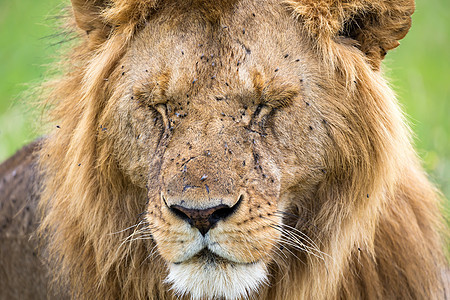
[165,260,268,299]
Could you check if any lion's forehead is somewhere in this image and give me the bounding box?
[126,1,310,107]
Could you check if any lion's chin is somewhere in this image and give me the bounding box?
[165,251,268,300]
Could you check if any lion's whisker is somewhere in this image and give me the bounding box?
[274,221,324,253]
[265,223,327,263]
[261,216,326,258]
[259,216,324,256]
[109,220,148,235]
[272,224,327,259]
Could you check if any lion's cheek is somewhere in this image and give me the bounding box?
[149,216,204,263]
[208,223,282,264]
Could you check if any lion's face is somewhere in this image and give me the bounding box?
[101,2,329,299]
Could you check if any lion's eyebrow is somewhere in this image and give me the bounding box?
[251,70,300,108]
[133,71,171,105]
[261,84,300,108]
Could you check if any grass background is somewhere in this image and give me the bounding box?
[0,0,449,203]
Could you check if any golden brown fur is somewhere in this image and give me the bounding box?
[1,0,447,299]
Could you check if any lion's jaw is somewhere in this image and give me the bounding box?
[166,251,268,300]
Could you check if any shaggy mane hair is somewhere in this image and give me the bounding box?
[38,0,447,299]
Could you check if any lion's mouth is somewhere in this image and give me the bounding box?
[174,249,258,266]
[173,248,259,266]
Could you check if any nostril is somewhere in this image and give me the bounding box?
[210,194,243,223]
[209,206,233,223]
[169,206,192,225]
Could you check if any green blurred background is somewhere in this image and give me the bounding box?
[0,0,449,203]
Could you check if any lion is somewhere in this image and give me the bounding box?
[0,0,448,299]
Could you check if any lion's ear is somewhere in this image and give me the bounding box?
[71,0,109,33]
[339,0,415,68]
[289,0,415,69]
[71,0,159,37]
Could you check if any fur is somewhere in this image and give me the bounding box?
[27,0,448,299]
[166,259,268,299]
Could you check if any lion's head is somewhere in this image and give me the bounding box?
[39,0,446,299]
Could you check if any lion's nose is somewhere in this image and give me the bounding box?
[169,199,241,235]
